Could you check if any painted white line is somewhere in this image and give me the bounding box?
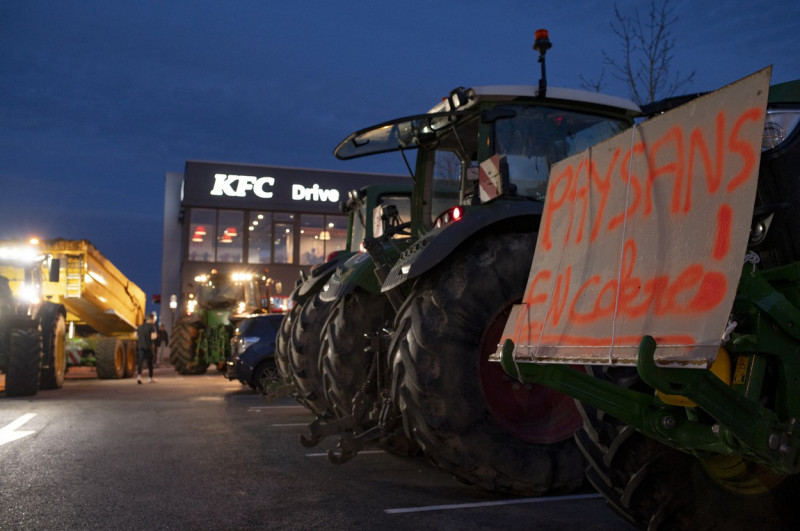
[306,450,386,457]
[247,406,310,413]
[384,493,603,514]
[0,413,37,447]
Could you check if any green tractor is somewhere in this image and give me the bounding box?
[495,72,800,528]
[0,241,66,396]
[303,31,643,496]
[275,184,411,412]
[170,269,272,375]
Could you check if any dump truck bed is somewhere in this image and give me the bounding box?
[41,239,145,336]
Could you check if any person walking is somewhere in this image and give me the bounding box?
[136,312,158,384]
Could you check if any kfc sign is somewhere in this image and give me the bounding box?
[209,174,275,198]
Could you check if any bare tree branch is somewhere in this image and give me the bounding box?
[591,0,694,105]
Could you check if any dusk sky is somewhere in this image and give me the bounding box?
[2,0,799,312]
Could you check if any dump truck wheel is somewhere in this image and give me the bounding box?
[170,322,208,375]
[576,367,800,530]
[123,340,136,378]
[5,327,43,396]
[288,292,333,416]
[390,232,585,496]
[276,303,300,382]
[96,337,125,379]
[38,303,67,390]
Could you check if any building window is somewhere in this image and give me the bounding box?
[216,210,243,263]
[188,208,216,262]
[273,213,294,264]
[300,214,347,264]
[326,215,348,256]
[300,214,325,265]
[247,211,272,264]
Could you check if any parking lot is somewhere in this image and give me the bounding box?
[1,368,630,530]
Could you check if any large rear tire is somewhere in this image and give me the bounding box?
[38,303,67,390]
[96,337,125,379]
[5,328,43,397]
[320,288,415,455]
[169,322,208,375]
[390,232,585,496]
[288,292,332,416]
[576,367,799,530]
[276,303,300,382]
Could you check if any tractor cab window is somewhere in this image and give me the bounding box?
[425,115,480,222]
[490,105,630,201]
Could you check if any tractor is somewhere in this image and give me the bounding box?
[170,269,272,375]
[275,183,411,411]
[300,30,644,496]
[495,70,800,528]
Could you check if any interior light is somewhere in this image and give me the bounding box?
[195,226,207,236]
[258,214,264,219]
[248,226,254,231]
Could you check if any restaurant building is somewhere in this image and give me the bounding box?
[159,160,406,325]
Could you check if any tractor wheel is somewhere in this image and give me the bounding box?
[5,328,43,396]
[390,232,585,496]
[288,292,333,416]
[169,322,208,375]
[576,367,800,530]
[320,288,415,455]
[38,303,67,390]
[96,337,125,379]
[276,303,300,382]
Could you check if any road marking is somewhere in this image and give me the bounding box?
[247,405,307,411]
[305,450,385,457]
[270,423,308,427]
[0,413,37,447]
[384,493,603,514]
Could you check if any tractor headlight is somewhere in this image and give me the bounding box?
[762,110,800,151]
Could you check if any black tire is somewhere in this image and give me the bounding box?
[95,337,125,379]
[38,303,67,390]
[276,303,300,382]
[390,232,585,496]
[319,288,418,456]
[320,288,416,455]
[320,289,394,418]
[169,321,209,375]
[5,327,43,397]
[288,292,333,416]
[123,340,136,378]
[576,367,800,530]
[253,359,279,395]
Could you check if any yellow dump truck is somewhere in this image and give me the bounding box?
[1,238,146,395]
[41,239,146,380]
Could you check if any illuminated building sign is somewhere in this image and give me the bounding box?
[181,160,405,213]
[210,174,275,198]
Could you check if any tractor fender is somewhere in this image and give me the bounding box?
[319,252,382,302]
[382,200,543,292]
[295,251,356,302]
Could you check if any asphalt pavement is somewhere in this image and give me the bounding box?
[0,367,632,530]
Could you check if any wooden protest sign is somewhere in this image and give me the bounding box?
[498,68,770,367]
